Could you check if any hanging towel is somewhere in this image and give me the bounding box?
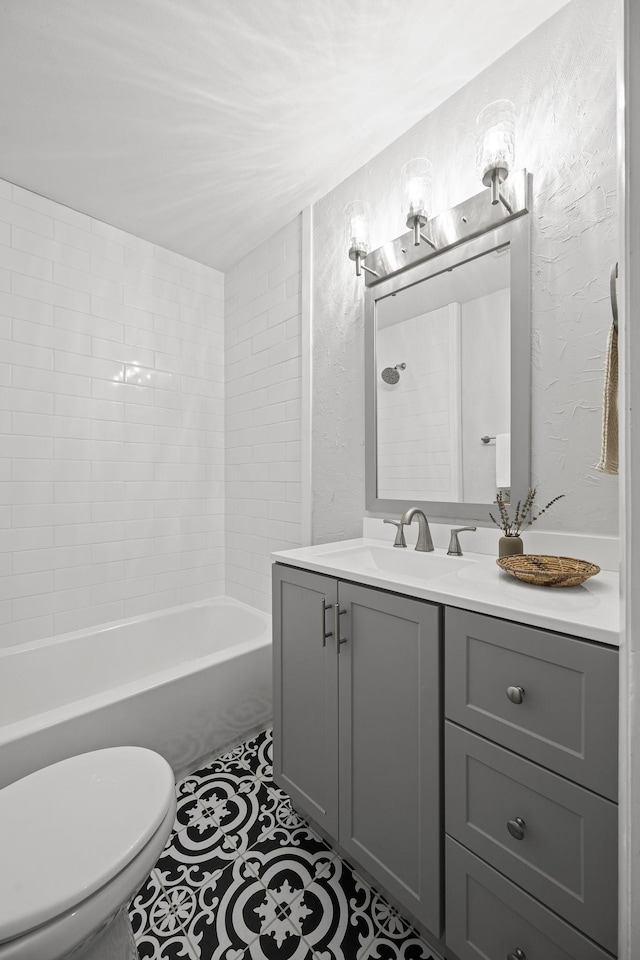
[495,433,511,488]
[595,322,619,475]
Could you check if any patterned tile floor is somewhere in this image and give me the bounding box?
[129,728,436,960]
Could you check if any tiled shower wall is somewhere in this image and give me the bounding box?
[224,216,303,613]
[0,179,225,647]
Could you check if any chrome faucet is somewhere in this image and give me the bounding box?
[400,507,434,552]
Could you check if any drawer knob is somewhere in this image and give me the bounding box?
[507,951,526,960]
[507,817,526,841]
[506,685,525,704]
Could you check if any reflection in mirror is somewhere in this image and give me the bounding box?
[375,246,510,504]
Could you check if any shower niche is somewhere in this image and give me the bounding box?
[365,210,531,522]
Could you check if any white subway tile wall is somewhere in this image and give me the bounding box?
[225,216,303,612]
[0,180,225,647]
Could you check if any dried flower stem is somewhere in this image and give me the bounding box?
[489,487,564,536]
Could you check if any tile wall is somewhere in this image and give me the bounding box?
[224,217,303,613]
[0,179,225,646]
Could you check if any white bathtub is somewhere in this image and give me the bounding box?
[0,597,272,789]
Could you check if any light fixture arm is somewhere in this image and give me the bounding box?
[355,251,379,278]
[488,168,514,215]
[408,217,437,250]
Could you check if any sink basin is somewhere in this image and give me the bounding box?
[316,544,475,580]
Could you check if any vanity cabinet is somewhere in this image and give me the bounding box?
[272,563,442,937]
[272,560,620,958]
[444,607,618,960]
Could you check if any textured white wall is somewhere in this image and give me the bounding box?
[225,216,303,613]
[0,179,224,646]
[312,0,617,540]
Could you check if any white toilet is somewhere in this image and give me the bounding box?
[0,746,176,960]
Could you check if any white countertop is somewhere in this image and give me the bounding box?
[271,538,620,647]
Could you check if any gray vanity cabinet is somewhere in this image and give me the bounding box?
[272,563,442,938]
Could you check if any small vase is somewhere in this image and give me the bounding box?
[499,535,524,558]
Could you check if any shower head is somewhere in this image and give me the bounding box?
[381,363,406,385]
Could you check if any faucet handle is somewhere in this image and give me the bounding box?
[447,526,477,556]
[383,518,407,548]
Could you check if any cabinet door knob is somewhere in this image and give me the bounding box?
[506,685,525,704]
[507,817,526,841]
[507,950,526,960]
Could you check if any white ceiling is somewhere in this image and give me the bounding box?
[0,0,569,272]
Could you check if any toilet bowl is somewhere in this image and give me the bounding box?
[0,746,176,960]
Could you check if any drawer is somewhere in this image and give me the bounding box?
[446,838,615,960]
[445,607,618,800]
[445,722,617,953]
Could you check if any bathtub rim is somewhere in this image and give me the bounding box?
[0,594,269,659]
[0,595,272,747]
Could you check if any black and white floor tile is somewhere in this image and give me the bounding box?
[130,729,435,960]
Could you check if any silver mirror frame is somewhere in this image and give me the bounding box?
[365,208,531,524]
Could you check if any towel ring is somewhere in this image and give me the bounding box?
[610,261,619,334]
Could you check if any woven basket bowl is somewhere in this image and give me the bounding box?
[496,554,601,587]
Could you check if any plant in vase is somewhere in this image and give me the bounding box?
[490,487,565,558]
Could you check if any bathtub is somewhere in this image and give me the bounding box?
[0,597,272,789]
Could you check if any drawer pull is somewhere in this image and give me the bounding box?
[507,950,526,960]
[322,600,333,646]
[507,817,526,841]
[335,604,347,652]
[506,685,525,704]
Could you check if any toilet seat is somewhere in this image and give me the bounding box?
[0,746,175,946]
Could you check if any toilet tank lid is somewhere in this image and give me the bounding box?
[0,746,175,944]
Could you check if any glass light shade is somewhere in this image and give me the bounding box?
[476,99,516,185]
[401,158,432,225]
[344,200,371,257]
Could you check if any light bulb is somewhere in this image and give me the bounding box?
[344,200,371,257]
[401,158,432,226]
[476,99,516,187]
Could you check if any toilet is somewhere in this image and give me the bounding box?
[0,746,176,960]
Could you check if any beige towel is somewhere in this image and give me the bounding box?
[596,322,619,475]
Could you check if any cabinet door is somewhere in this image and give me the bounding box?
[338,582,441,936]
[272,564,339,835]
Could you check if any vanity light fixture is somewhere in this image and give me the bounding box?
[401,158,436,249]
[344,200,379,278]
[476,99,515,214]
[345,119,530,287]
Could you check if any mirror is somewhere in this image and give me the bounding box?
[365,215,530,522]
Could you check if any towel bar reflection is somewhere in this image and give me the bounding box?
[481,435,496,444]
